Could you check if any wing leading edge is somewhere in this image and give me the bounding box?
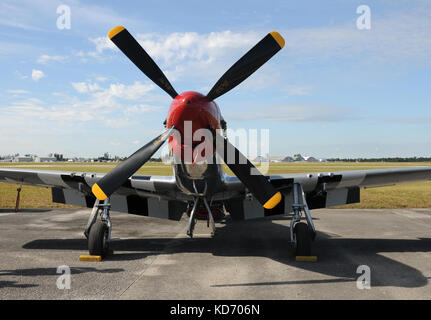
[1,166,431,220]
[221,166,431,220]
[0,168,185,220]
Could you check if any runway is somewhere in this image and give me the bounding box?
[0,207,431,299]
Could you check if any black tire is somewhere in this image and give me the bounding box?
[294,222,311,256]
[88,221,109,257]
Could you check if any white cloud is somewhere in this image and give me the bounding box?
[88,30,260,62]
[88,83,101,92]
[31,69,44,81]
[95,76,108,82]
[7,89,28,94]
[90,36,116,54]
[134,31,260,64]
[1,80,163,132]
[87,30,261,81]
[3,98,97,122]
[71,80,156,103]
[86,8,431,74]
[105,118,135,128]
[80,11,431,92]
[124,104,162,116]
[71,81,101,94]
[105,81,155,100]
[283,10,431,63]
[37,54,68,64]
[71,82,88,93]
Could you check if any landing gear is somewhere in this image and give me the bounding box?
[187,204,225,221]
[293,222,312,256]
[187,181,215,238]
[290,183,316,256]
[187,197,199,238]
[88,221,109,256]
[85,198,112,257]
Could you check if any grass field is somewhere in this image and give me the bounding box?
[1,162,431,209]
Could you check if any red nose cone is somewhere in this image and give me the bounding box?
[166,91,221,162]
[166,91,220,135]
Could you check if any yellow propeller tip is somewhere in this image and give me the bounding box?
[270,31,285,48]
[108,26,125,39]
[263,191,282,209]
[92,183,108,201]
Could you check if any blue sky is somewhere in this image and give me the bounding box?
[0,0,430,159]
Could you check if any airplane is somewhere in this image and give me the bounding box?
[1,26,431,258]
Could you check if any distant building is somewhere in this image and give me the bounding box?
[282,156,294,162]
[13,156,33,162]
[34,156,57,163]
[253,156,269,162]
[269,156,284,162]
[282,154,326,162]
[293,154,305,162]
[0,157,13,163]
[304,156,318,162]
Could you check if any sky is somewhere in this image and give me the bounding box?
[0,0,430,159]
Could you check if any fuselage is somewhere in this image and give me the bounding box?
[165,91,225,196]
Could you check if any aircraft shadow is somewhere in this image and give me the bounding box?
[0,267,124,277]
[0,280,39,289]
[0,267,124,289]
[22,217,431,288]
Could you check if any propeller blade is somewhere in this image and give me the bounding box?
[215,133,281,209]
[108,26,178,99]
[206,31,285,101]
[92,128,173,200]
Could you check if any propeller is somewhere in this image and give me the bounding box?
[92,128,173,200]
[92,26,285,209]
[108,26,178,99]
[206,31,284,101]
[214,132,281,209]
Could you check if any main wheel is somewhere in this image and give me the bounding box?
[294,222,312,256]
[88,221,109,256]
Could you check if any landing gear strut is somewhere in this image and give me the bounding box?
[187,181,215,238]
[85,198,112,257]
[290,183,316,256]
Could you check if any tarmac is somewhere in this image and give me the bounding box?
[0,207,431,299]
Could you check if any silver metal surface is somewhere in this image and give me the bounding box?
[290,183,316,243]
[187,197,199,237]
[100,198,112,241]
[84,198,100,238]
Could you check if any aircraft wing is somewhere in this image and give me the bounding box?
[0,168,186,220]
[222,166,431,220]
[2,166,431,221]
